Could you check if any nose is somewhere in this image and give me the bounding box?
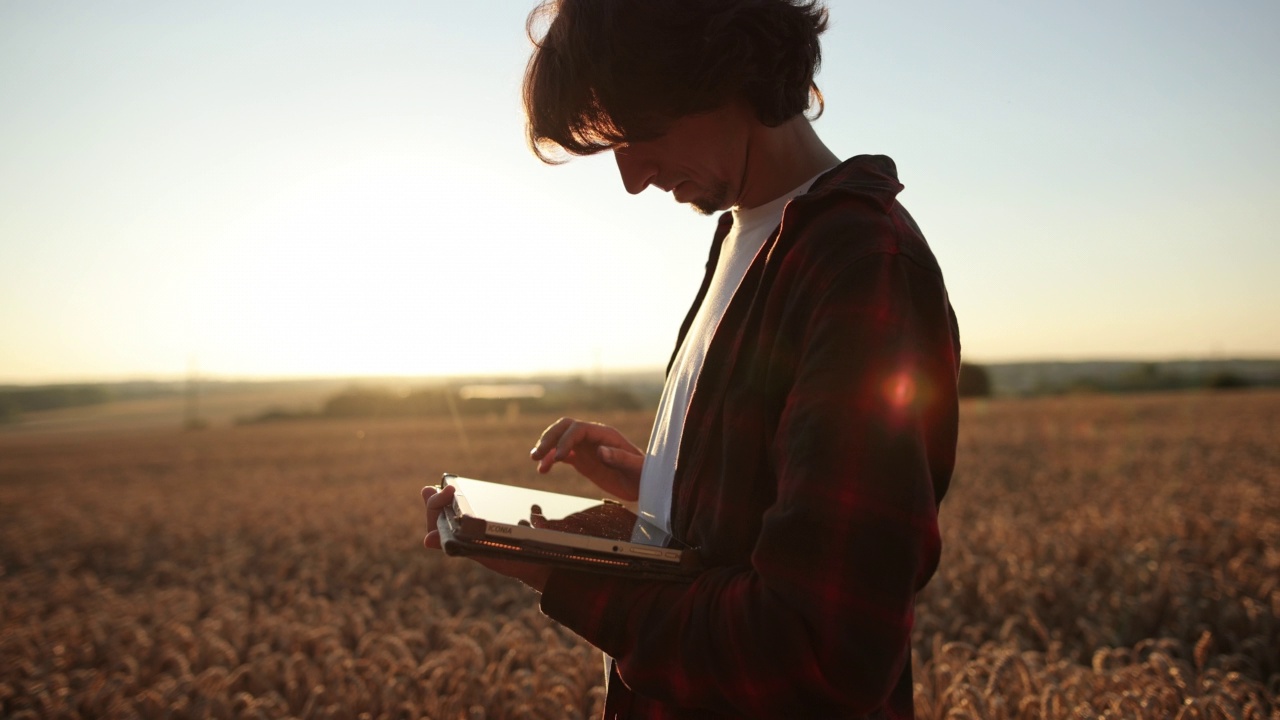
[613,147,658,195]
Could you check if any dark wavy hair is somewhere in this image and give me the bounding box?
[523,0,829,163]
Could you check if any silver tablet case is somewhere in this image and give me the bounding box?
[437,474,701,580]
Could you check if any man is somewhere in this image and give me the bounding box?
[423,1,961,717]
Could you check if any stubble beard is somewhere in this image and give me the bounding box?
[688,181,730,216]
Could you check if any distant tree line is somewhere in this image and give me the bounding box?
[954,360,1275,399]
[3,359,1272,428]
[240,380,654,425]
[1025,362,1264,396]
[957,363,992,398]
[0,385,116,424]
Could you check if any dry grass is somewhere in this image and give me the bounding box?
[914,392,1278,719]
[1,393,1276,718]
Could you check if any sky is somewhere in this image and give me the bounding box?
[2,0,1278,383]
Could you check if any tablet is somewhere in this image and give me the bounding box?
[436,474,702,581]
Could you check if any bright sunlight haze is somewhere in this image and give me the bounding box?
[1,1,1277,382]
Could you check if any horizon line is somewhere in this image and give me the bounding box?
[3,355,1280,387]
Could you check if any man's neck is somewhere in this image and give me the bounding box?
[736,115,840,210]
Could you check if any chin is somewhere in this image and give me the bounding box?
[686,182,730,216]
[688,199,720,216]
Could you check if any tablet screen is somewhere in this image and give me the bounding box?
[445,475,679,548]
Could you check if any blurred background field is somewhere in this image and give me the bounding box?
[1,389,1277,719]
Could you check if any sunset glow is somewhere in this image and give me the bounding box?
[2,1,1277,383]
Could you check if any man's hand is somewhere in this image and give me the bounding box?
[421,484,551,592]
[529,418,643,501]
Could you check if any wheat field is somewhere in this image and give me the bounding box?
[1,391,1276,719]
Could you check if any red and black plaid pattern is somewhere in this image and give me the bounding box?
[541,156,961,719]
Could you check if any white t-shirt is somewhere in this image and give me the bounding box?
[637,170,831,532]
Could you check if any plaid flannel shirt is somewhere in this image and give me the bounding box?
[540,155,961,719]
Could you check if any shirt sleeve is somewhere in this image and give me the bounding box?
[539,247,959,717]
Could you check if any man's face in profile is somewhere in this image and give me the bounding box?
[611,103,753,216]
